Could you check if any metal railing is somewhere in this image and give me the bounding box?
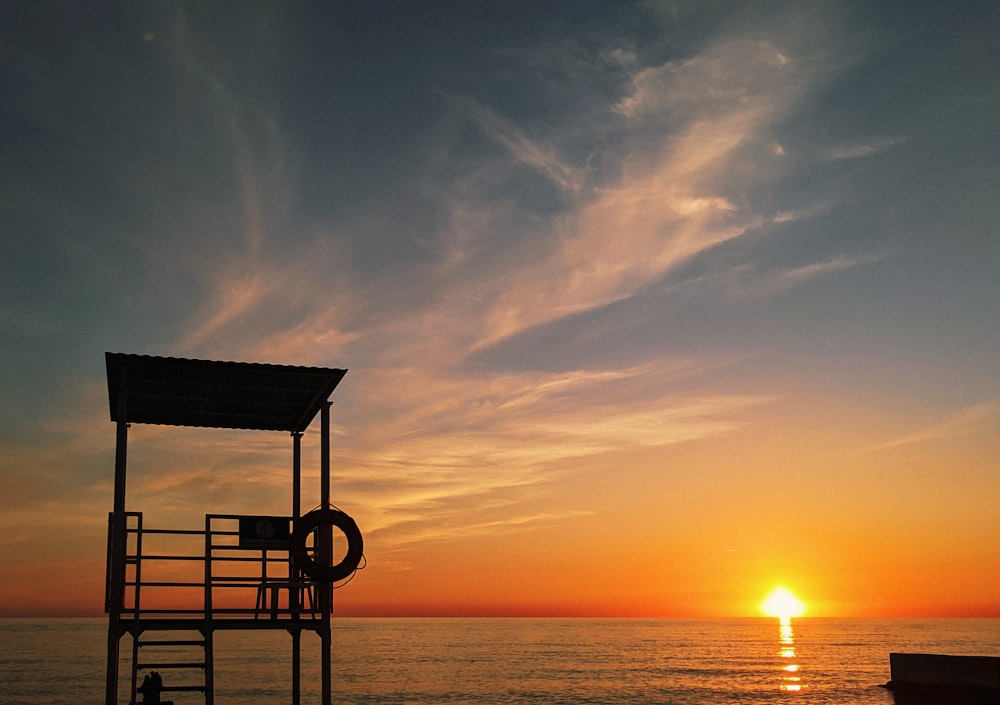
[109,512,319,621]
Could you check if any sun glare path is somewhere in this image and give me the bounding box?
[760,586,806,622]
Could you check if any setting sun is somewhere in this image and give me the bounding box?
[760,587,807,620]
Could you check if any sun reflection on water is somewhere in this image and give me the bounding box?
[777,617,806,692]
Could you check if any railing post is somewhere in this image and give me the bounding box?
[204,515,214,705]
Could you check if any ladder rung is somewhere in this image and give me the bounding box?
[140,640,206,647]
[160,685,208,692]
[136,662,205,669]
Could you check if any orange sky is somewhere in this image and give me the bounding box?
[2,3,1000,619]
[3,388,998,618]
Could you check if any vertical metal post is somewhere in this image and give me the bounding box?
[129,514,144,705]
[291,431,302,705]
[204,515,215,705]
[106,373,129,705]
[321,402,331,509]
[204,625,215,705]
[320,402,332,705]
[293,431,303,518]
[129,632,140,705]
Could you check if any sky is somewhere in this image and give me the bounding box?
[2,1,999,619]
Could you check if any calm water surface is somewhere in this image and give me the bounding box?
[2,618,999,704]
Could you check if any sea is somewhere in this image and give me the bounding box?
[2,618,999,705]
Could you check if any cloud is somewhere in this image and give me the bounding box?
[827,137,905,160]
[23,12,836,557]
[162,19,849,373]
[781,253,885,282]
[772,204,830,224]
[177,237,361,364]
[450,95,583,199]
[175,31,831,547]
[331,357,771,548]
[178,271,273,351]
[132,5,359,364]
[617,39,793,124]
[447,38,816,353]
[867,403,1000,452]
[711,251,891,301]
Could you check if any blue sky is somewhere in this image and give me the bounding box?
[2,1,999,616]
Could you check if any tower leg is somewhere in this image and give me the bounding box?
[129,632,139,705]
[321,617,332,705]
[106,625,120,705]
[320,402,332,705]
[204,627,215,705]
[291,629,301,705]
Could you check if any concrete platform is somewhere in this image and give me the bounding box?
[886,653,1000,704]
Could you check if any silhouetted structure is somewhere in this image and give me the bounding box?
[887,653,1000,702]
[104,353,361,705]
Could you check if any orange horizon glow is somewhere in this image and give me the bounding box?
[0,574,1000,620]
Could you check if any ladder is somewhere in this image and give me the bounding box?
[123,513,213,704]
[130,631,211,705]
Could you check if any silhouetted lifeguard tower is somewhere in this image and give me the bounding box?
[104,353,363,705]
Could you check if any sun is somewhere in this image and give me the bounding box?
[760,586,806,620]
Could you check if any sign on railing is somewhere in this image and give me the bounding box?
[237,516,291,548]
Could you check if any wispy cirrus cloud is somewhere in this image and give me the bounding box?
[60,15,844,553]
[827,136,906,161]
[340,357,770,549]
[446,38,818,353]
[450,95,584,199]
[716,251,892,300]
[152,32,832,548]
[781,253,888,283]
[867,402,1000,452]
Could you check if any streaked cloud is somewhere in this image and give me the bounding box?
[867,403,1000,452]
[452,37,819,352]
[333,355,771,548]
[827,137,906,160]
[451,95,583,199]
[35,19,837,554]
[782,253,887,282]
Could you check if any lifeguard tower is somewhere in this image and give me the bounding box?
[103,353,363,705]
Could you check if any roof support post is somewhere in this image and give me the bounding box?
[293,431,303,519]
[106,372,129,705]
[321,401,331,510]
[319,401,332,705]
[291,431,302,705]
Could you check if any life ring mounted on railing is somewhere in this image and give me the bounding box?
[290,508,364,583]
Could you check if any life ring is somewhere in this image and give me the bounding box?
[290,508,364,582]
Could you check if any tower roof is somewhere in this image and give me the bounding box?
[105,352,347,432]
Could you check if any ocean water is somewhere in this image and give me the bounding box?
[2,618,999,705]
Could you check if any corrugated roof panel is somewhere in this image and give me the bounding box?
[105,353,347,432]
